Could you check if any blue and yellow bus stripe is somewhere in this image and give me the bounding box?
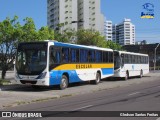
[52,63,114,70]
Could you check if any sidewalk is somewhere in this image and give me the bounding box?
[0,71,14,80]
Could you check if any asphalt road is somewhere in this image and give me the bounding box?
[0,71,160,109]
[1,72,160,120]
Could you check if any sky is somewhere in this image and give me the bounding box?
[0,0,159,43]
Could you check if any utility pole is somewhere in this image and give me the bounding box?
[70,20,84,43]
[154,43,160,71]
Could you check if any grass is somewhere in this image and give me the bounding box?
[0,79,11,85]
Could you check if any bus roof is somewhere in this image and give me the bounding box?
[116,50,148,56]
[18,40,113,51]
[46,40,113,51]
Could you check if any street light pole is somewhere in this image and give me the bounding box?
[70,20,84,43]
[154,43,160,71]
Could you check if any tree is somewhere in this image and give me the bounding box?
[19,17,38,42]
[106,40,123,50]
[0,16,20,79]
[76,29,122,50]
[54,29,75,43]
[0,16,55,79]
[38,26,54,40]
[76,29,105,46]
[54,28,122,50]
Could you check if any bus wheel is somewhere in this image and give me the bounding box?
[124,71,129,80]
[139,70,143,78]
[92,72,101,85]
[59,75,68,90]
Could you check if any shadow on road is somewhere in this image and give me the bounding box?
[0,81,94,92]
[0,84,59,92]
[103,75,151,82]
[0,75,151,92]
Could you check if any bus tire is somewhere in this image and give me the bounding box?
[124,71,129,80]
[92,72,101,85]
[139,70,143,78]
[59,75,68,90]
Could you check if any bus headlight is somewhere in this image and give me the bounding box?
[36,72,47,79]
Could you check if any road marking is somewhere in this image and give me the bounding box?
[128,92,140,96]
[72,105,93,111]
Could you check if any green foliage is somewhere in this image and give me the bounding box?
[54,29,76,43]
[106,40,123,50]
[20,17,38,42]
[0,79,10,85]
[54,29,122,50]
[0,16,19,79]
[76,29,122,50]
[0,16,54,79]
[38,26,54,40]
[77,29,100,46]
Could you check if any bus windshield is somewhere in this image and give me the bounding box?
[16,43,48,75]
[114,51,121,70]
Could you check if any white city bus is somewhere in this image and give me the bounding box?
[113,51,149,80]
[13,40,114,89]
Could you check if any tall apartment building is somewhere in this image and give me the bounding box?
[104,19,135,45]
[104,20,112,41]
[47,0,78,31]
[112,24,117,42]
[113,19,135,45]
[47,0,105,33]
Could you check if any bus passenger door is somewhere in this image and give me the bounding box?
[49,46,61,85]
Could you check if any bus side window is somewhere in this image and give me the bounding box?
[138,56,140,64]
[88,51,91,62]
[95,51,102,63]
[71,49,79,63]
[49,47,61,71]
[128,55,131,64]
[80,49,88,63]
[144,57,146,64]
[71,49,76,62]
[62,48,69,63]
[146,56,148,64]
[103,51,108,63]
[140,56,143,64]
[56,51,60,63]
[126,54,128,63]
[49,47,61,64]
[124,54,126,63]
[109,52,113,63]
[121,54,124,65]
[50,51,56,64]
[106,52,109,63]
[88,50,95,62]
[76,49,79,62]
[135,55,138,64]
[108,52,110,63]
